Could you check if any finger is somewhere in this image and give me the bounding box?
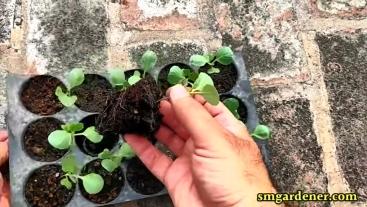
[195,95,250,140]
[0,173,9,207]
[155,125,185,156]
[0,131,7,142]
[0,139,8,166]
[160,100,190,140]
[168,85,229,150]
[125,134,172,184]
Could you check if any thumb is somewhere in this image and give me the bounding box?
[168,85,231,150]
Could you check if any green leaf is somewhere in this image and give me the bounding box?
[128,71,141,85]
[68,68,85,89]
[215,47,234,65]
[167,66,185,85]
[192,73,214,91]
[223,98,240,119]
[61,122,84,133]
[190,55,209,68]
[61,155,78,174]
[48,130,72,150]
[140,50,157,73]
[55,86,77,107]
[201,85,219,105]
[98,149,114,159]
[81,173,104,194]
[204,53,216,62]
[251,125,271,140]
[108,68,126,87]
[101,159,119,173]
[82,127,103,143]
[60,178,73,190]
[207,67,220,74]
[117,143,135,159]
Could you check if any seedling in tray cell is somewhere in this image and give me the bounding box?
[98,142,136,172]
[167,66,220,105]
[48,122,103,150]
[55,68,85,107]
[223,98,241,119]
[251,124,271,140]
[189,46,234,74]
[60,154,104,194]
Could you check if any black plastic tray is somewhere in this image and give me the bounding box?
[6,52,269,207]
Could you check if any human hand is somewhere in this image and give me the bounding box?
[0,131,9,207]
[125,85,277,207]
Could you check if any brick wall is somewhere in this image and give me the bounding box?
[0,0,366,206]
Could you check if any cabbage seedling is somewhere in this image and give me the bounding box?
[223,98,240,119]
[189,47,234,74]
[251,124,271,140]
[55,68,85,107]
[98,142,135,172]
[123,50,157,86]
[48,122,103,150]
[60,154,104,194]
[167,66,220,105]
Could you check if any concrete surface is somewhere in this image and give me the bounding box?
[0,0,366,206]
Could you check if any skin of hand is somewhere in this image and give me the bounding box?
[125,85,277,207]
[0,131,10,207]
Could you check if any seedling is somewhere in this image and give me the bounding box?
[251,124,271,140]
[167,66,220,105]
[107,50,157,88]
[60,154,104,194]
[48,122,103,150]
[189,47,234,74]
[55,68,85,107]
[98,142,135,173]
[223,98,240,119]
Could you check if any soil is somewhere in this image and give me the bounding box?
[200,62,238,93]
[158,63,192,93]
[220,95,248,123]
[24,118,67,161]
[21,75,65,115]
[79,159,124,204]
[24,165,75,207]
[97,75,162,136]
[71,74,113,113]
[126,158,164,195]
[75,114,119,156]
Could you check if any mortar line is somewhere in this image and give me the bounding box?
[300,31,360,207]
[303,18,367,31]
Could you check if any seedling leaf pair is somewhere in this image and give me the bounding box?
[48,123,103,150]
[128,71,142,86]
[55,68,85,107]
[223,98,240,119]
[99,143,136,173]
[60,155,104,194]
[140,50,157,75]
[251,125,271,140]
[189,47,234,74]
[108,68,128,88]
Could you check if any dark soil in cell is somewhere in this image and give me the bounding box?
[20,75,65,115]
[75,114,119,156]
[200,62,238,93]
[158,63,192,93]
[24,165,75,207]
[71,74,113,113]
[126,158,164,195]
[23,118,67,161]
[79,159,124,204]
[220,95,248,123]
[97,75,162,136]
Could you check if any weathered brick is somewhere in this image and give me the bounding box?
[120,0,210,31]
[311,0,367,18]
[255,88,329,207]
[316,32,367,201]
[27,0,109,74]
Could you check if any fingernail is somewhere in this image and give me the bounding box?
[170,85,189,101]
